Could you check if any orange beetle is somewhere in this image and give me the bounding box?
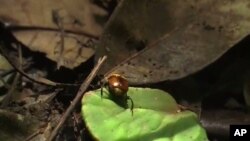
[101,73,134,115]
[106,74,129,96]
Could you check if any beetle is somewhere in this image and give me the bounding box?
[101,73,134,115]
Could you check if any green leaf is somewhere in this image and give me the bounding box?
[81,87,208,141]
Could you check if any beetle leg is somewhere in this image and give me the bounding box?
[100,81,104,99]
[100,81,108,99]
[127,96,134,116]
[101,85,103,99]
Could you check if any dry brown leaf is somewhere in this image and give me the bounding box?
[0,0,107,69]
[13,30,95,69]
[96,0,250,84]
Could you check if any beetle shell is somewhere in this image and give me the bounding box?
[106,74,128,96]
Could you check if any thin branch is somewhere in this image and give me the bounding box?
[7,25,99,40]
[0,68,15,77]
[1,45,22,107]
[0,42,80,87]
[47,56,107,141]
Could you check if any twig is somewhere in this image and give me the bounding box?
[47,56,107,141]
[0,72,20,107]
[0,68,15,77]
[25,129,44,141]
[8,24,99,40]
[0,42,80,87]
[0,73,11,89]
[1,45,22,107]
